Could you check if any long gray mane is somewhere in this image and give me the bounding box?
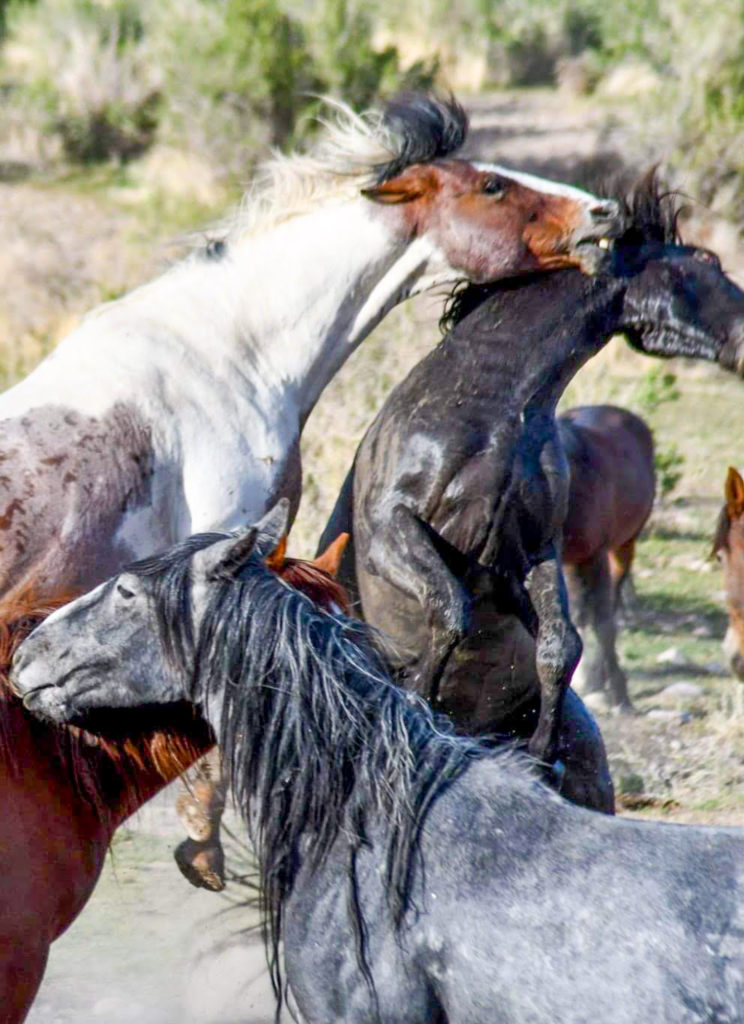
[126,535,487,1000]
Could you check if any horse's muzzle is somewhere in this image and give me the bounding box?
[719,323,744,376]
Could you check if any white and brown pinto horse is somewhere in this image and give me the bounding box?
[0,94,620,1019]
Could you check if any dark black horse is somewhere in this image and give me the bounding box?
[319,173,744,803]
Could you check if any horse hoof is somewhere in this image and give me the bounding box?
[174,838,226,892]
[175,793,213,842]
[611,701,637,717]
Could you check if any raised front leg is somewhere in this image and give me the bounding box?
[365,504,470,701]
[523,549,582,768]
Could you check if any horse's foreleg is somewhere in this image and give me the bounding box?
[609,538,641,624]
[173,747,227,892]
[0,936,49,1024]
[589,558,634,712]
[522,549,582,769]
[569,554,634,712]
[365,505,470,702]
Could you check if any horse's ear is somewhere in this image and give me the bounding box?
[725,467,744,516]
[254,498,291,555]
[361,166,433,205]
[265,534,288,572]
[313,533,349,579]
[209,528,258,581]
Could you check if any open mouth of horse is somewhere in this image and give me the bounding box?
[628,322,725,361]
[571,237,614,274]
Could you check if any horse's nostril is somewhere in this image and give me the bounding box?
[591,200,619,220]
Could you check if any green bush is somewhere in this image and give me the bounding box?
[1,0,437,173]
[4,0,161,162]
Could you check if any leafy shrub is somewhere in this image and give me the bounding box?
[635,367,681,415]
[655,445,684,500]
[4,0,160,162]
[1,0,437,173]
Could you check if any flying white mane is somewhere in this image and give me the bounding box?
[223,95,468,241]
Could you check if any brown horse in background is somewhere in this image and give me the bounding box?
[0,543,348,1024]
[713,466,744,680]
[561,405,655,711]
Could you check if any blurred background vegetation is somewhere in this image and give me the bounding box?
[0,0,742,219]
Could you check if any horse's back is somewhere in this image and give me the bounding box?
[560,404,654,563]
[411,760,744,1023]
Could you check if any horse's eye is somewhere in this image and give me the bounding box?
[694,249,721,270]
[483,176,506,198]
[116,583,136,600]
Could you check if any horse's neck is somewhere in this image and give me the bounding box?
[473,275,623,416]
[224,201,445,424]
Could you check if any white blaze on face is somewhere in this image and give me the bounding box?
[473,162,603,205]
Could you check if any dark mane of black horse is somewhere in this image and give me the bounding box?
[374,93,468,183]
[125,536,487,1000]
[440,170,681,332]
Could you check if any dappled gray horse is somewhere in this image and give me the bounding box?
[14,503,744,1024]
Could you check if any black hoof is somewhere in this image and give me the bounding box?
[173,837,226,892]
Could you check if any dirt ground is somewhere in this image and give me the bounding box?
[26,789,275,1024]
[6,88,744,1021]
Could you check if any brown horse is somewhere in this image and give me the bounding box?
[0,541,347,1024]
[560,405,655,711]
[713,466,744,680]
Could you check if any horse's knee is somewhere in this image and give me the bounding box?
[536,619,582,686]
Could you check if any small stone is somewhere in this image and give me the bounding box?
[692,623,714,637]
[656,647,691,667]
[706,662,727,676]
[659,682,704,699]
[646,709,689,724]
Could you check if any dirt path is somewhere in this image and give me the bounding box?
[26,787,275,1024]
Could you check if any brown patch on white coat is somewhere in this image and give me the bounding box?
[0,402,158,606]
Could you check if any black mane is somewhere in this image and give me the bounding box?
[440,169,683,334]
[374,92,468,183]
[128,537,489,1002]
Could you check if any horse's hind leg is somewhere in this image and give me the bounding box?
[365,505,470,701]
[522,549,582,769]
[564,559,607,695]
